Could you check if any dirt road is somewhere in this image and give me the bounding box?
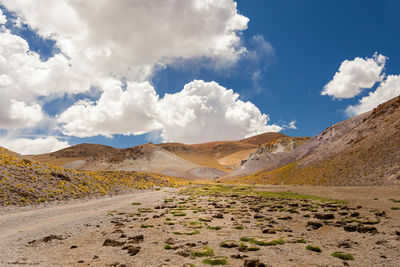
[0,188,176,266]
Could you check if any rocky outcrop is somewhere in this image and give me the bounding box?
[241,137,310,165]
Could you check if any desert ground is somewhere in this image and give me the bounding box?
[1,185,399,267]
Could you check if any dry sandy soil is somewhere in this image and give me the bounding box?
[1,185,399,267]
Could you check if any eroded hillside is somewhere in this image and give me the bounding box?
[0,147,187,206]
[225,95,400,185]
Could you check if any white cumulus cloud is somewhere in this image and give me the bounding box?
[0,1,288,146]
[0,8,6,24]
[2,0,248,81]
[0,29,92,128]
[0,0,250,132]
[346,75,400,116]
[0,136,70,155]
[58,80,282,143]
[58,79,161,138]
[322,53,387,98]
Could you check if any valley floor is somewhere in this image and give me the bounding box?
[1,185,400,267]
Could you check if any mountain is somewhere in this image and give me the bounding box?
[0,146,186,206]
[226,136,310,177]
[224,95,400,185]
[157,132,289,171]
[30,132,300,179]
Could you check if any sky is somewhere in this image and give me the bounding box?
[0,0,399,154]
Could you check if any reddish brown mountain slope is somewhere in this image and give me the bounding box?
[225,95,400,185]
[157,132,288,171]
[31,133,295,178]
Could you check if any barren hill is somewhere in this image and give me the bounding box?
[225,95,400,185]
[31,132,297,179]
[157,132,288,171]
[31,143,117,166]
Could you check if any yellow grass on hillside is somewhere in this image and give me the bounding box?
[0,147,189,206]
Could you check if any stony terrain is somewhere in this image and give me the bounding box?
[3,185,399,266]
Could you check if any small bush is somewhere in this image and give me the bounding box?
[191,246,214,257]
[202,256,227,265]
[331,251,354,261]
[306,245,321,252]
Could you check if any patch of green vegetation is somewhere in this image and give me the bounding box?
[240,236,285,246]
[185,222,202,228]
[391,207,400,210]
[138,208,153,213]
[305,245,321,252]
[233,225,244,229]
[257,191,342,203]
[239,236,254,242]
[202,256,228,265]
[182,264,196,267]
[171,211,187,216]
[331,251,354,261]
[140,224,153,228]
[180,185,342,203]
[247,246,260,251]
[172,230,200,235]
[207,226,222,230]
[296,238,307,243]
[219,240,240,248]
[191,246,214,257]
[389,198,400,203]
[131,202,141,205]
[163,245,172,250]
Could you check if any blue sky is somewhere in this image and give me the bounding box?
[0,0,399,153]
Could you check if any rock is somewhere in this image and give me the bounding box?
[70,245,78,249]
[314,213,335,220]
[350,212,360,217]
[306,221,323,230]
[244,259,266,267]
[396,230,400,236]
[231,254,248,259]
[262,229,276,234]
[357,225,377,234]
[277,216,292,220]
[103,239,125,247]
[165,238,176,245]
[128,234,144,243]
[124,245,140,256]
[176,250,190,257]
[213,213,224,219]
[78,260,84,263]
[343,224,357,232]
[42,235,63,242]
[337,241,352,248]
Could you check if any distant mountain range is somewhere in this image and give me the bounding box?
[31,132,306,179]
[7,95,400,185]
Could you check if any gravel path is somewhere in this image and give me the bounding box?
[0,188,177,266]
